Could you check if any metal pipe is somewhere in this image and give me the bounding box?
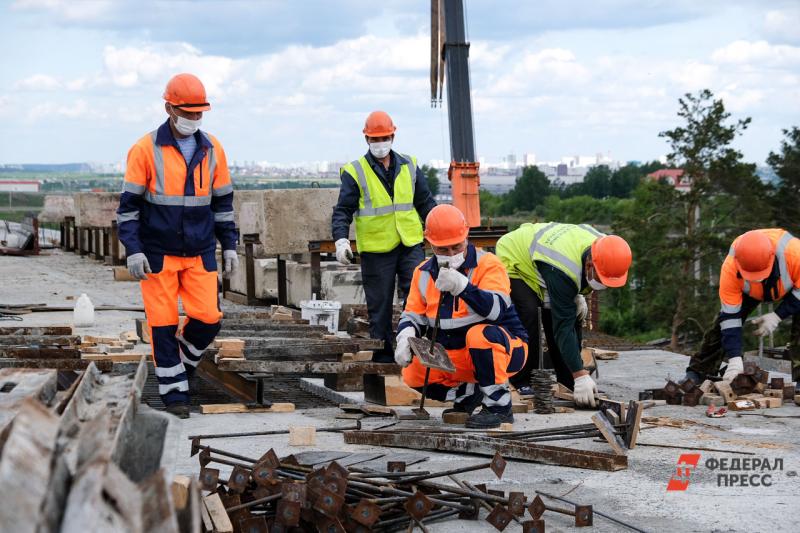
[537,491,650,533]
[449,476,521,525]
[396,462,492,484]
[226,492,282,512]
[188,423,360,440]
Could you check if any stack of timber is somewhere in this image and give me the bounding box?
[642,361,795,409]
[0,325,112,372]
[345,303,403,339]
[0,358,196,532]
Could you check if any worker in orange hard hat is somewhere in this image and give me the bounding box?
[332,111,437,362]
[495,223,633,407]
[682,229,800,392]
[396,205,529,428]
[116,73,238,418]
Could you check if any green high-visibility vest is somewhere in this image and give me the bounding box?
[341,154,423,253]
[496,222,603,299]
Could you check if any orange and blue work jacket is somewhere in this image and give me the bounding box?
[116,120,237,269]
[719,229,800,357]
[397,244,528,350]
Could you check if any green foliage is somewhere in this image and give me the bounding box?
[420,164,440,197]
[541,195,628,225]
[766,127,800,235]
[505,166,551,212]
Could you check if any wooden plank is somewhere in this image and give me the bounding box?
[199,402,295,414]
[81,353,148,363]
[591,413,627,455]
[0,346,82,359]
[195,358,256,403]
[0,335,80,346]
[624,401,643,449]
[0,326,73,336]
[139,469,180,533]
[240,342,360,360]
[217,359,402,375]
[0,368,58,433]
[0,358,112,372]
[203,493,234,533]
[171,475,192,511]
[113,265,137,281]
[0,399,61,533]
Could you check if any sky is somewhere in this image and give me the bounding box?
[0,0,799,167]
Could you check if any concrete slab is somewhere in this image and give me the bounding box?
[73,192,120,228]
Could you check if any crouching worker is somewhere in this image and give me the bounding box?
[394,204,529,429]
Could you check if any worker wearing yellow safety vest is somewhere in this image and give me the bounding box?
[496,223,632,407]
[331,111,437,362]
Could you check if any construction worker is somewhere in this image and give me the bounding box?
[332,111,437,362]
[395,205,529,428]
[682,229,800,392]
[116,73,238,418]
[495,223,632,408]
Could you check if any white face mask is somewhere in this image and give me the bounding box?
[436,252,465,270]
[369,140,392,159]
[588,278,607,291]
[172,113,202,136]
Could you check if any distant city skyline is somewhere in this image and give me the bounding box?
[1,1,798,166]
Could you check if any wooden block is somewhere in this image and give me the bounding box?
[203,493,233,533]
[216,349,245,358]
[340,353,354,362]
[487,423,514,433]
[764,389,783,398]
[591,413,627,455]
[765,397,782,408]
[200,497,214,532]
[699,380,714,394]
[580,348,596,371]
[200,403,295,415]
[727,400,756,411]
[82,335,119,344]
[700,394,723,406]
[754,398,770,409]
[714,382,736,403]
[794,394,800,406]
[288,426,316,446]
[754,382,766,393]
[214,339,245,351]
[442,411,468,425]
[171,475,191,511]
[512,402,531,414]
[80,347,104,354]
[81,353,147,363]
[591,348,619,360]
[119,330,139,343]
[113,266,137,281]
[740,393,763,400]
[554,406,575,413]
[354,351,373,362]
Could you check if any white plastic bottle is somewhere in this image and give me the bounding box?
[73,293,95,327]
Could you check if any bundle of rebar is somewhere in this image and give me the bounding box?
[531,369,555,414]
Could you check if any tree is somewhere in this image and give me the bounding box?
[505,166,551,213]
[615,90,771,350]
[581,165,613,198]
[766,127,800,235]
[420,164,440,197]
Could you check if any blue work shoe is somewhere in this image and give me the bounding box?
[516,385,534,397]
[442,385,484,416]
[465,406,513,429]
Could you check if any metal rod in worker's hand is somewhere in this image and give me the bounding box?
[537,491,650,533]
[419,366,432,412]
[188,423,360,440]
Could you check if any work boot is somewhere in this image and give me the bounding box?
[465,406,514,429]
[442,383,483,416]
[166,402,190,419]
[516,385,534,397]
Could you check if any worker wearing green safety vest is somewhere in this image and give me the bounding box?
[331,111,437,362]
[496,222,633,407]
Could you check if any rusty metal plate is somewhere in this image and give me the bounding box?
[575,504,593,527]
[486,504,514,531]
[743,361,757,375]
[252,487,271,500]
[275,500,301,527]
[473,483,487,493]
[228,465,251,493]
[771,376,787,389]
[252,464,279,487]
[508,492,526,516]
[315,516,346,533]
[199,467,219,491]
[351,499,382,527]
[282,481,306,503]
[408,337,455,372]
[490,452,507,479]
[679,379,696,393]
[238,516,269,533]
[488,489,505,498]
[522,519,546,533]
[190,437,202,456]
[404,491,433,521]
[198,448,212,467]
[257,448,281,468]
[459,498,480,520]
[529,495,546,519]
[387,461,406,472]
[682,388,703,407]
[343,516,372,533]
[322,474,347,496]
[663,380,680,397]
[315,488,345,517]
[325,461,349,482]
[754,369,769,384]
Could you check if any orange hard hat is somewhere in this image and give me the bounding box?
[363,110,396,137]
[733,230,775,281]
[424,204,469,247]
[163,73,210,112]
[590,235,632,288]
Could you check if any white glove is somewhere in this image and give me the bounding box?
[223,250,239,279]
[753,312,781,337]
[572,374,598,408]
[435,267,469,295]
[127,252,151,280]
[575,294,588,321]
[335,238,353,265]
[394,327,417,367]
[722,356,744,382]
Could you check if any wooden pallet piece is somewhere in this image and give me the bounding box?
[591,413,627,456]
[199,402,295,415]
[203,493,234,532]
[195,358,257,403]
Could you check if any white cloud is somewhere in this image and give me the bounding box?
[711,40,800,67]
[14,74,61,91]
[764,8,800,44]
[11,0,113,22]
[27,98,96,121]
